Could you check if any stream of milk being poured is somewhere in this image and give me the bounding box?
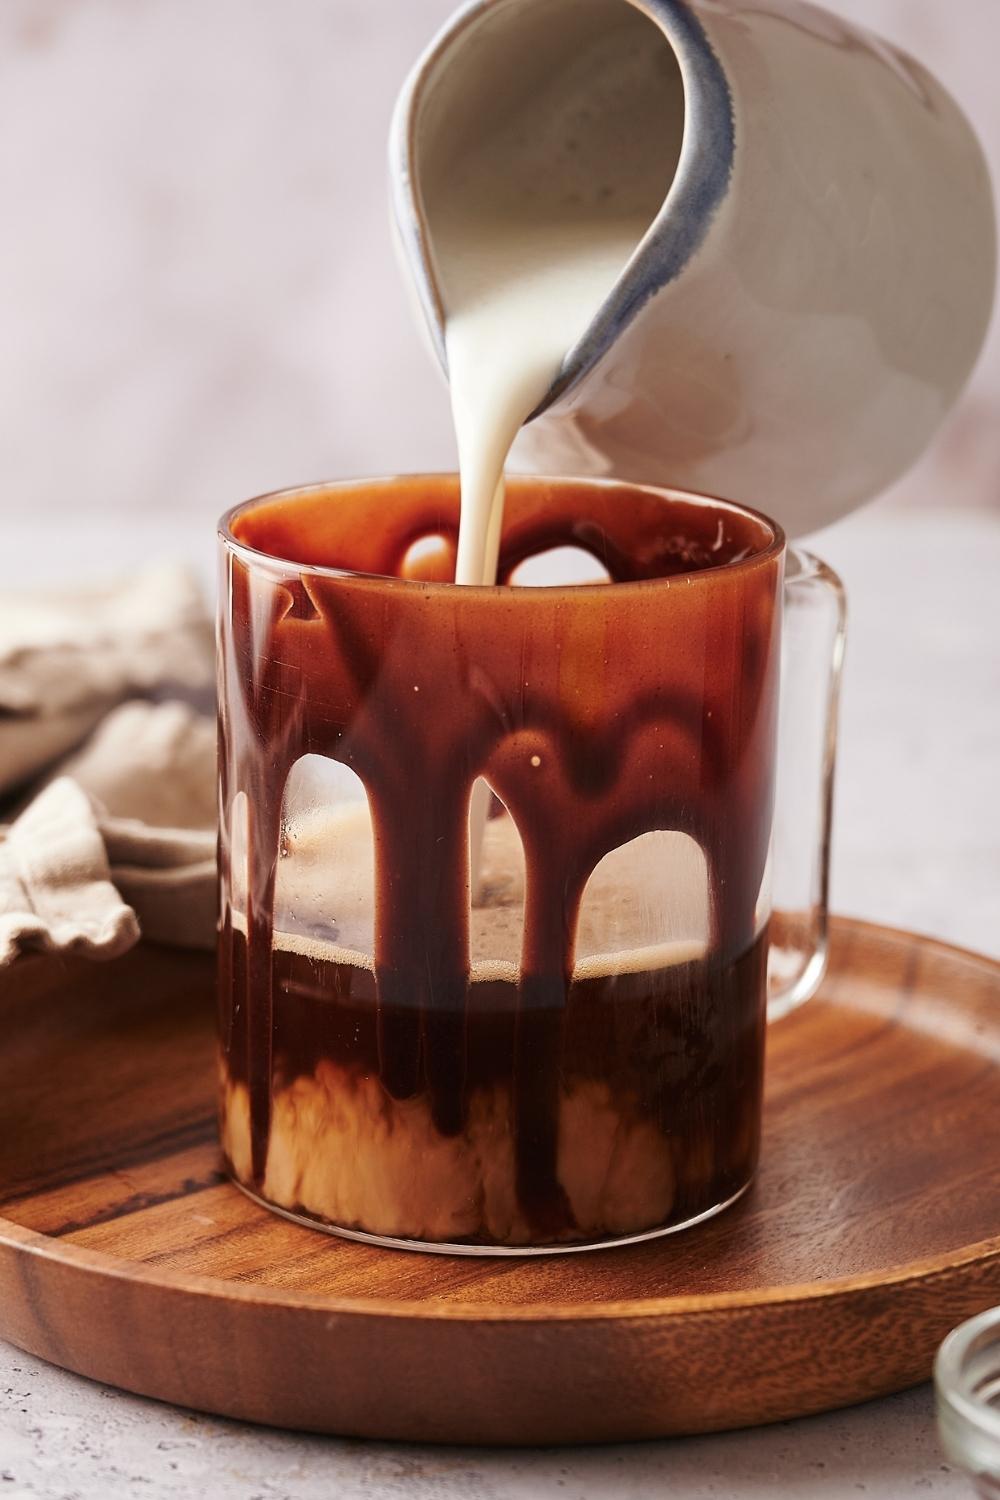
[445,219,653,589]
[444,217,656,891]
[418,2,685,891]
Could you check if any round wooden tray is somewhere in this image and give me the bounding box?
[0,916,998,1445]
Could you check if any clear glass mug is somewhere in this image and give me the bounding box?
[217,475,845,1254]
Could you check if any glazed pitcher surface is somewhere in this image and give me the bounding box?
[391,0,995,537]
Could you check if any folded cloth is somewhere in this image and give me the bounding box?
[59,699,217,951]
[104,816,215,952]
[0,779,140,964]
[53,699,216,831]
[0,563,213,798]
[0,701,218,964]
[0,566,218,965]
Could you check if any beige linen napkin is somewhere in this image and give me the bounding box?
[0,568,217,964]
[60,699,217,952]
[0,562,213,797]
[0,778,141,963]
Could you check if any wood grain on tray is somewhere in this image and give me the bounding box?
[0,917,997,1444]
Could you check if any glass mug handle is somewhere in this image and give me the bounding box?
[768,547,848,1021]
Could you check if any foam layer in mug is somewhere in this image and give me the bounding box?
[229,798,712,979]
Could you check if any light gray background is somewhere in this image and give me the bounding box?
[0,0,997,523]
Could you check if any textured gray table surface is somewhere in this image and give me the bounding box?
[0,499,996,1499]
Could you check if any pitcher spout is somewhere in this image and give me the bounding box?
[390,0,736,419]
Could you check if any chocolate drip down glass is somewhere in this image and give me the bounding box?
[217,476,844,1253]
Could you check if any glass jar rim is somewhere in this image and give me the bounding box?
[217,472,786,594]
[936,1306,1000,1458]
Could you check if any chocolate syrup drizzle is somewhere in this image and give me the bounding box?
[218,476,782,1240]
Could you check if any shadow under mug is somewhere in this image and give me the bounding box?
[216,475,845,1254]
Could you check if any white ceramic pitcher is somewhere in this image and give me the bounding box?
[390,0,996,536]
